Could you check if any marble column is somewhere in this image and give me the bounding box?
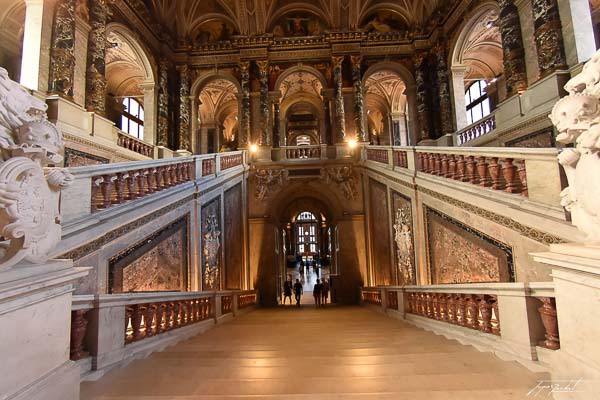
[451,65,468,131]
[20,0,47,90]
[413,51,430,141]
[190,96,199,153]
[532,0,567,76]
[332,56,346,142]
[499,0,528,96]
[556,0,596,67]
[73,4,90,107]
[239,61,250,148]
[157,59,170,147]
[49,0,76,99]
[272,97,281,148]
[323,95,333,145]
[140,80,157,145]
[84,0,107,114]
[434,42,454,135]
[351,55,367,142]
[177,65,191,152]
[256,60,271,146]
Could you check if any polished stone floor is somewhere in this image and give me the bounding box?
[81,307,548,399]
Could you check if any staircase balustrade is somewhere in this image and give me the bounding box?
[237,291,257,309]
[202,158,215,176]
[365,148,389,164]
[284,145,321,160]
[362,288,383,305]
[220,153,244,170]
[221,295,233,315]
[116,130,154,157]
[456,114,496,145]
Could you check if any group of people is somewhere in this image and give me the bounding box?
[283,277,330,307]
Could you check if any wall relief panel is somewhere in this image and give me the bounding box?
[425,208,514,284]
[109,216,189,293]
[224,184,243,289]
[64,148,109,167]
[391,191,415,285]
[202,197,222,290]
[369,179,392,285]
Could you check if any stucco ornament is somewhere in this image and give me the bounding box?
[202,213,221,289]
[320,166,358,200]
[251,167,288,201]
[550,51,600,244]
[0,68,73,270]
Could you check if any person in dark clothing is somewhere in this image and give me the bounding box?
[293,278,303,306]
[313,279,322,308]
[283,278,293,305]
[321,278,330,305]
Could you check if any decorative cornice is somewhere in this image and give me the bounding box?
[64,133,139,161]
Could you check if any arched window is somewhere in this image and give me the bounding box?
[120,97,144,139]
[295,212,317,254]
[465,79,490,125]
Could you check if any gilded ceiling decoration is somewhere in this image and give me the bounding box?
[105,31,145,97]
[460,10,503,80]
[199,78,238,123]
[365,70,406,113]
[279,71,323,99]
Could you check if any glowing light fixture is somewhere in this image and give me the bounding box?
[249,144,258,153]
[348,139,358,149]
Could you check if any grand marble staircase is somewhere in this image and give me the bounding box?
[81,306,548,399]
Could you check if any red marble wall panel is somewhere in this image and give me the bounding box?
[369,179,392,285]
[224,184,243,289]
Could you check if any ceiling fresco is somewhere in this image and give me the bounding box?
[106,31,146,97]
[279,71,324,99]
[459,9,503,80]
[199,78,238,123]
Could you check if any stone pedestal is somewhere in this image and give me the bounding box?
[335,143,356,159]
[253,146,272,163]
[531,244,600,398]
[0,260,89,400]
[174,149,192,157]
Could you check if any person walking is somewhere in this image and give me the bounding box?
[293,278,303,307]
[313,279,322,308]
[321,278,330,306]
[283,278,293,305]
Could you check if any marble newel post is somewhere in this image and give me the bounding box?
[176,65,191,155]
[351,55,366,143]
[49,0,76,99]
[157,59,170,148]
[256,60,271,146]
[0,69,88,400]
[434,41,454,136]
[85,0,108,114]
[531,0,567,76]
[238,61,250,148]
[529,50,600,397]
[498,0,528,96]
[413,51,430,141]
[332,56,346,142]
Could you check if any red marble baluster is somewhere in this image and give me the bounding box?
[476,156,489,187]
[99,174,114,209]
[155,303,165,334]
[113,172,126,204]
[518,161,528,197]
[501,158,518,193]
[478,295,493,333]
[70,310,89,360]
[488,157,502,190]
[154,167,163,190]
[537,297,560,350]
[465,156,478,184]
[441,155,449,177]
[439,293,448,322]
[172,301,181,328]
[447,155,456,178]
[491,296,501,336]
[456,155,467,181]
[426,153,434,174]
[125,172,137,200]
[432,293,440,320]
[457,295,468,326]
[434,154,442,176]
[124,307,133,344]
[447,294,457,324]
[165,302,173,330]
[145,304,155,337]
[146,168,156,194]
[467,295,480,330]
[131,304,144,341]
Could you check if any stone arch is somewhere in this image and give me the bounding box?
[274,64,328,96]
[280,93,325,145]
[188,13,241,37]
[0,0,25,81]
[363,61,417,146]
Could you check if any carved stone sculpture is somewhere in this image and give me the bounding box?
[413,51,430,140]
[351,55,366,142]
[251,168,288,201]
[202,213,221,290]
[498,0,528,96]
[393,206,414,285]
[0,68,73,270]
[320,166,357,200]
[550,50,600,244]
[239,61,250,147]
[532,0,567,76]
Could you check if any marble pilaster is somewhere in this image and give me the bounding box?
[351,55,366,142]
[256,60,271,146]
[49,0,76,99]
[85,0,108,115]
[450,65,468,131]
[413,51,430,141]
[532,0,567,76]
[272,96,281,148]
[177,65,191,152]
[434,42,453,135]
[499,0,529,96]
[73,13,90,107]
[332,56,346,142]
[239,61,250,148]
[157,59,170,147]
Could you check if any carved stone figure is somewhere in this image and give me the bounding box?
[202,213,221,289]
[320,166,357,200]
[549,49,600,244]
[251,168,288,201]
[0,68,73,270]
[393,206,414,285]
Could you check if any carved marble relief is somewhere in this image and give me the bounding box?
[532,0,567,75]
[498,0,528,96]
[202,198,222,290]
[320,166,358,200]
[250,167,288,200]
[426,208,514,284]
[109,216,189,293]
[369,179,392,286]
[85,0,108,114]
[64,148,109,167]
[392,192,415,286]
[49,0,76,98]
[505,130,555,148]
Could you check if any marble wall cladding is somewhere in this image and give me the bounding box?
[391,191,415,286]
[64,148,109,167]
[202,197,222,291]
[224,184,243,289]
[109,216,189,293]
[426,208,514,284]
[369,179,392,285]
[505,129,555,147]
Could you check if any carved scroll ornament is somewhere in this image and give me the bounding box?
[320,166,358,200]
[0,68,73,270]
[250,167,288,201]
[550,50,600,244]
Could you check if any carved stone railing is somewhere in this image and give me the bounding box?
[284,145,321,160]
[406,291,500,336]
[116,130,154,158]
[70,290,257,376]
[89,160,194,213]
[456,113,496,146]
[535,296,560,350]
[365,147,390,164]
[124,297,213,345]
[393,149,408,168]
[361,287,383,305]
[202,158,215,176]
[237,291,257,309]
[386,290,399,310]
[220,152,244,170]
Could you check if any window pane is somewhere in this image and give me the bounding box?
[139,106,144,121]
[130,121,138,136]
[466,110,472,125]
[138,125,144,140]
[122,98,128,109]
[472,104,482,122]
[482,98,490,117]
[121,115,128,131]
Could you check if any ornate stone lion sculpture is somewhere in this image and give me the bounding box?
[0,68,73,270]
[550,51,600,244]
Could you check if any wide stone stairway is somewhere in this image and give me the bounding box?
[81,306,547,399]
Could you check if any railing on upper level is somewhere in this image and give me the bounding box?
[456,113,496,146]
[361,145,563,209]
[116,130,154,158]
[283,145,322,160]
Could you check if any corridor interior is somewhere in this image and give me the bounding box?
[80,307,547,399]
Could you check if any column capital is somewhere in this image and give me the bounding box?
[331,55,344,67]
[451,65,468,74]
